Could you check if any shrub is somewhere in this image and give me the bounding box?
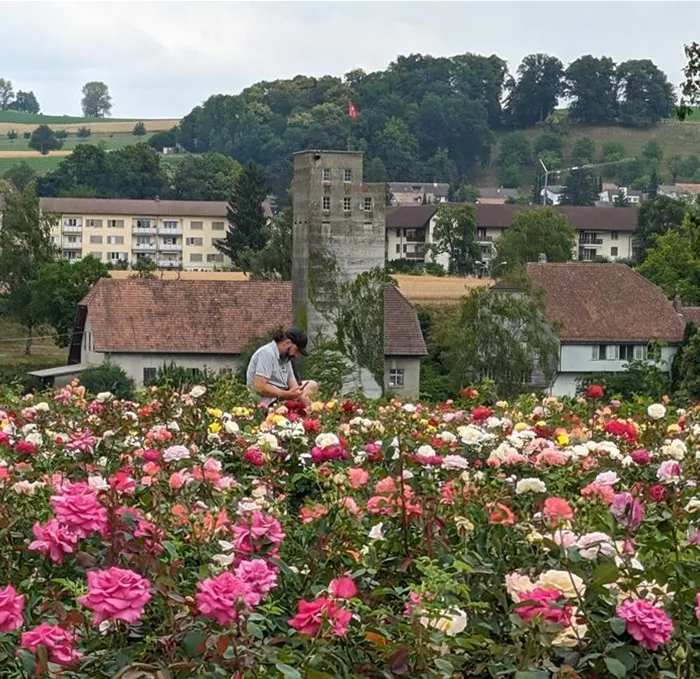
[153,362,216,391]
[54,129,69,139]
[133,121,147,136]
[22,131,30,139]
[79,363,135,399]
[76,126,91,138]
[6,129,17,140]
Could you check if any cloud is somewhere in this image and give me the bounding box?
[0,1,697,118]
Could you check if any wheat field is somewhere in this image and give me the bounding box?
[0,119,178,134]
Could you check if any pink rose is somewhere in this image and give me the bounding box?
[631,449,651,466]
[610,492,644,531]
[0,584,24,633]
[329,576,358,600]
[196,572,257,625]
[617,599,674,650]
[29,519,78,564]
[50,482,108,538]
[21,623,81,667]
[234,559,278,597]
[288,597,352,637]
[347,468,370,489]
[515,587,572,627]
[657,460,682,484]
[79,567,151,625]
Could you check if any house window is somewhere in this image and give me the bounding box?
[89,251,102,259]
[343,197,352,213]
[343,169,352,182]
[322,195,331,211]
[611,247,618,257]
[63,218,79,227]
[108,219,124,228]
[66,235,79,244]
[477,227,488,239]
[64,251,78,260]
[186,237,203,246]
[592,345,607,361]
[135,219,151,229]
[89,235,102,244]
[207,253,224,263]
[190,221,203,230]
[323,168,331,182]
[211,221,225,231]
[86,219,102,228]
[190,253,203,262]
[135,236,151,246]
[611,231,619,240]
[634,345,648,360]
[143,367,157,384]
[363,197,372,212]
[162,220,179,230]
[108,252,126,261]
[107,235,124,245]
[162,237,179,246]
[389,369,405,388]
[395,244,400,254]
[619,344,635,361]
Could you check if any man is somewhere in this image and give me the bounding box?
[246,328,318,407]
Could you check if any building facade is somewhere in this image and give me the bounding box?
[38,197,259,270]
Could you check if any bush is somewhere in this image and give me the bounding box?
[147,129,177,152]
[152,362,216,392]
[79,363,135,399]
[6,129,17,140]
[578,359,670,402]
[133,121,147,136]
[22,131,30,140]
[76,126,91,138]
[424,262,446,276]
[55,129,69,139]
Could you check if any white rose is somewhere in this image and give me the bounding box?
[369,523,385,541]
[402,404,417,413]
[576,532,616,560]
[12,480,45,496]
[553,621,588,648]
[417,444,436,457]
[442,455,469,470]
[536,569,586,599]
[438,431,457,443]
[505,572,535,602]
[95,392,113,403]
[257,433,279,451]
[594,471,620,487]
[515,477,547,495]
[420,608,467,636]
[647,403,666,420]
[34,402,50,412]
[315,433,340,449]
[189,385,207,398]
[87,475,110,492]
[223,420,240,434]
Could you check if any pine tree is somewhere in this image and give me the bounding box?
[216,161,269,271]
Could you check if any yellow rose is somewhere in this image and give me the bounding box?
[207,407,223,418]
[208,422,221,434]
[419,419,429,427]
[556,433,569,447]
[271,415,286,425]
[326,401,337,410]
[536,569,586,599]
[514,422,528,432]
[667,424,681,436]
[310,401,324,412]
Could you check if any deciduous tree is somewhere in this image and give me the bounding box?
[0,78,14,109]
[634,195,687,264]
[570,137,596,165]
[28,125,62,155]
[171,153,242,201]
[3,163,36,192]
[81,81,112,118]
[8,90,40,114]
[559,168,599,206]
[617,59,675,126]
[565,55,618,124]
[506,54,564,128]
[429,204,481,276]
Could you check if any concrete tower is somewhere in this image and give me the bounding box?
[291,150,387,395]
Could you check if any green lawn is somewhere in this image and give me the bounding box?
[0,132,152,152]
[0,320,67,383]
[0,155,66,173]
[0,111,157,125]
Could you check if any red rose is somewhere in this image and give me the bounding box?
[648,485,667,503]
[586,384,605,400]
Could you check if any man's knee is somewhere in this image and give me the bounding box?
[305,380,318,395]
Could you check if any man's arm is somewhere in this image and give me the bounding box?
[253,375,299,400]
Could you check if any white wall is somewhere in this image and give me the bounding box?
[384,356,421,399]
[559,344,677,374]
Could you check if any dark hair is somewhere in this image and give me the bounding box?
[273,327,308,355]
[272,329,286,343]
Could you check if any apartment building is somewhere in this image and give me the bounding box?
[386,204,638,271]
[40,197,239,270]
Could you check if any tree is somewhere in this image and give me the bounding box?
[617,59,675,126]
[500,164,523,189]
[559,168,599,206]
[499,132,531,186]
[8,90,40,114]
[379,118,420,179]
[495,207,576,271]
[79,363,134,400]
[435,280,559,397]
[634,195,687,264]
[101,144,168,199]
[148,129,177,152]
[171,153,242,201]
[453,184,480,203]
[429,204,481,276]
[613,189,630,207]
[0,185,57,354]
[637,213,700,303]
[76,126,91,138]
[30,256,110,346]
[364,157,388,182]
[129,258,157,279]
[133,122,147,136]
[81,81,112,118]
[668,155,683,183]
[6,129,17,141]
[570,137,596,165]
[601,140,627,164]
[28,125,62,155]
[505,54,564,128]
[679,42,700,120]
[4,163,36,192]
[241,207,292,281]
[216,161,268,270]
[642,140,663,167]
[534,132,564,165]
[647,168,660,198]
[0,79,13,109]
[565,55,618,124]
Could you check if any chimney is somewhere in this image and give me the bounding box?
[673,295,683,313]
[538,253,547,263]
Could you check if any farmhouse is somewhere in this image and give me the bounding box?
[493,262,686,397]
[50,279,427,397]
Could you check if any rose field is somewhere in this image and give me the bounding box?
[1,381,700,678]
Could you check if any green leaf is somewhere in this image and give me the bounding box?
[514,672,549,679]
[435,658,453,673]
[275,663,302,679]
[247,621,264,639]
[306,672,334,679]
[183,630,207,657]
[604,657,627,678]
[592,562,620,587]
[610,617,626,635]
[162,540,178,558]
[17,649,36,676]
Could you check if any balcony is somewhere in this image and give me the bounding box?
[159,243,182,252]
[405,251,426,260]
[157,259,182,268]
[158,225,183,236]
[133,226,158,235]
[62,240,82,250]
[62,224,83,233]
[132,242,157,252]
[579,235,603,246]
[477,235,494,243]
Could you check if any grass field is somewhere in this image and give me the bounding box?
[0,320,67,380]
[107,270,491,304]
[0,132,153,152]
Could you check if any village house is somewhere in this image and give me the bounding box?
[493,262,686,397]
[388,182,449,206]
[475,187,521,204]
[32,279,427,398]
[386,204,638,271]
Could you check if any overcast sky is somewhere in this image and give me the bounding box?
[1,1,698,119]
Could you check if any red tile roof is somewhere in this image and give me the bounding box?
[79,279,426,356]
[496,263,685,343]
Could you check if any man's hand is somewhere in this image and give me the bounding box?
[285,385,303,399]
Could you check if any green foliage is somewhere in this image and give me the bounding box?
[499,132,532,169]
[570,136,596,165]
[76,126,91,138]
[565,56,618,124]
[3,162,35,191]
[243,207,292,281]
[386,259,446,277]
[8,90,40,114]
[617,60,675,126]
[452,183,479,204]
[129,257,158,279]
[6,128,17,140]
[299,335,348,399]
[429,203,481,276]
[435,280,559,397]
[634,195,687,264]
[171,153,241,201]
[81,81,112,118]
[79,363,134,399]
[28,125,62,155]
[147,128,178,152]
[132,121,147,136]
[601,140,627,164]
[559,167,599,206]
[30,256,110,346]
[216,161,268,271]
[578,360,671,402]
[151,362,216,391]
[506,53,564,128]
[495,207,576,271]
[0,78,13,109]
[54,128,69,140]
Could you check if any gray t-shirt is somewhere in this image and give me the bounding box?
[246,341,293,405]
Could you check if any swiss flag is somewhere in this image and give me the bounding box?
[348,100,357,120]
